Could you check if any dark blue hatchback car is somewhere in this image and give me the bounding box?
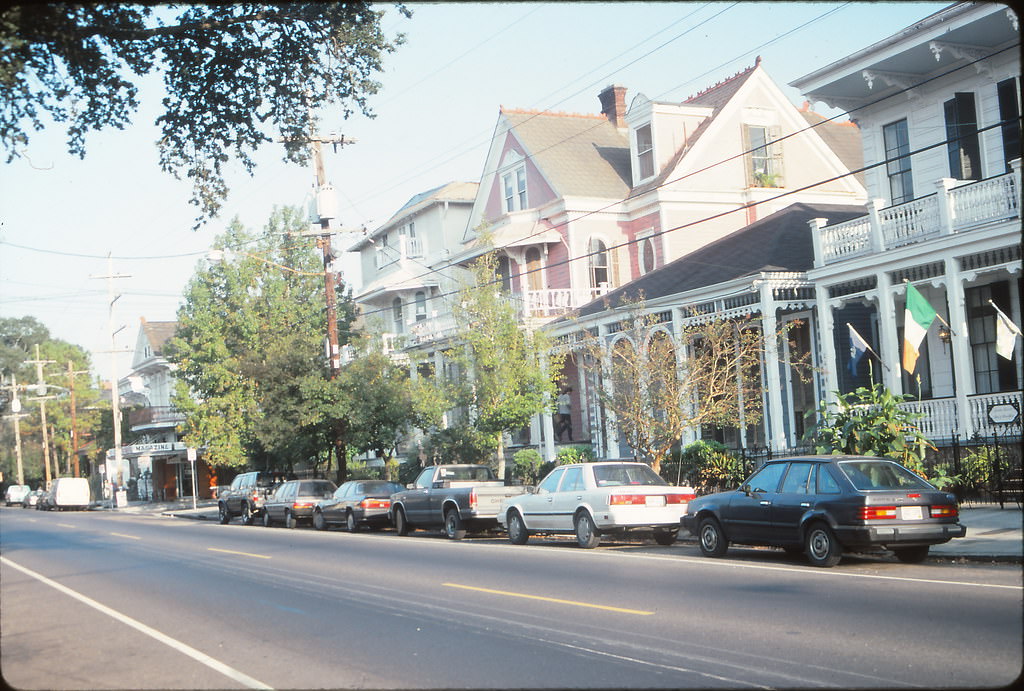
[681,455,966,567]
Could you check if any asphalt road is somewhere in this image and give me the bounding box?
[2,506,1021,690]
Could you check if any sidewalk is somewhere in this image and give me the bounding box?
[108,498,1022,562]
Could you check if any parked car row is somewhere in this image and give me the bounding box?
[214,456,966,568]
[3,478,92,511]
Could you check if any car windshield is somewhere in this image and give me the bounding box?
[838,460,934,491]
[593,464,667,487]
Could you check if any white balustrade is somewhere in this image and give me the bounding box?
[899,397,959,440]
[967,391,1023,438]
[950,173,1019,230]
[880,195,939,248]
[820,216,872,262]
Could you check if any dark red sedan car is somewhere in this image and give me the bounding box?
[681,455,966,567]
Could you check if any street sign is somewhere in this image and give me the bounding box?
[987,402,1020,425]
[187,447,197,462]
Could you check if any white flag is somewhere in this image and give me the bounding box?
[993,302,1021,360]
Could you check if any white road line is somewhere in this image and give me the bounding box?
[0,556,273,690]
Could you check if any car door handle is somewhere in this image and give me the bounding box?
[760,500,772,506]
[800,502,811,508]
[576,495,583,500]
[546,497,553,503]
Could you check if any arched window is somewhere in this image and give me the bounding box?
[525,247,543,292]
[392,297,404,334]
[414,291,427,321]
[640,236,656,275]
[588,238,609,290]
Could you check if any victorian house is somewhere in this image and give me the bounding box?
[791,1,1021,442]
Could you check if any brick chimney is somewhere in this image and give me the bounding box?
[598,84,627,129]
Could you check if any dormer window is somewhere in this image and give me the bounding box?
[636,124,654,179]
[502,166,527,213]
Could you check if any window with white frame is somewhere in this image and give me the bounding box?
[743,124,783,187]
[525,247,543,292]
[392,297,404,334]
[588,237,609,290]
[883,119,914,205]
[502,165,528,213]
[636,124,654,179]
[639,234,656,275]
[944,92,981,181]
[414,291,427,321]
[997,77,1021,173]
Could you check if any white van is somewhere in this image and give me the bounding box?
[50,478,91,510]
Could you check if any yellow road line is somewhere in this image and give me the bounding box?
[207,547,271,560]
[110,532,141,540]
[442,582,653,615]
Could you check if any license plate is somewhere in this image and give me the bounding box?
[646,495,666,507]
[901,506,923,520]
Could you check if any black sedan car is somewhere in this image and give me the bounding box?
[313,480,404,532]
[681,455,966,567]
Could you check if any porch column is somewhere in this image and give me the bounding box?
[434,351,449,429]
[759,282,787,451]
[944,257,974,437]
[876,272,902,394]
[673,310,699,447]
[601,339,618,458]
[540,355,556,462]
[814,284,839,404]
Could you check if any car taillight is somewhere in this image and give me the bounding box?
[930,505,958,518]
[609,494,647,505]
[360,498,389,509]
[666,493,696,504]
[469,488,477,510]
[859,506,897,520]
[292,501,313,509]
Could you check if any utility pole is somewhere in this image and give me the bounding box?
[26,344,56,486]
[67,361,90,477]
[280,115,356,484]
[91,255,131,506]
[4,375,27,485]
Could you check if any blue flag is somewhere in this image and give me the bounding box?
[848,323,870,376]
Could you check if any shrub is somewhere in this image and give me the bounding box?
[555,445,595,465]
[681,441,745,494]
[511,448,544,484]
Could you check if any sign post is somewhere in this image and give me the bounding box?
[187,447,198,511]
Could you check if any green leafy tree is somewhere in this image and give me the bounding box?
[806,379,935,475]
[1,3,410,226]
[0,317,103,485]
[442,251,565,479]
[166,206,350,470]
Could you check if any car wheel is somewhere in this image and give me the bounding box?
[346,510,359,533]
[444,509,466,540]
[313,510,327,531]
[218,503,230,524]
[653,527,679,546]
[507,510,529,545]
[805,522,842,567]
[284,510,296,529]
[893,545,929,563]
[574,511,600,549]
[241,503,254,526]
[263,510,272,528]
[698,517,729,558]
[394,507,411,536]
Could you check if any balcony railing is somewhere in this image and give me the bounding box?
[128,406,185,429]
[898,391,1023,440]
[815,163,1020,266]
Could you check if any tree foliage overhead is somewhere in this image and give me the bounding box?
[165,206,351,469]
[1,3,409,226]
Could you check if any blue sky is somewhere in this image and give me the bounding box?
[0,2,949,382]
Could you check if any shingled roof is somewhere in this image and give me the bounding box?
[140,319,177,356]
[573,202,866,320]
[502,109,631,199]
[798,106,865,186]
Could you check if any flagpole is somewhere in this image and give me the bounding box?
[904,279,956,335]
[846,322,891,372]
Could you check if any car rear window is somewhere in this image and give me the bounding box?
[299,480,337,497]
[438,466,496,482]
[838,461,933,491]
[593,464,667,487]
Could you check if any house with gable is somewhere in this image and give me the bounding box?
[354,58,869,463]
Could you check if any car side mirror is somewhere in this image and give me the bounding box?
[741,484,752,495]
[406,483,415,489]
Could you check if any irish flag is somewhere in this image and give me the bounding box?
[903,283,936,373]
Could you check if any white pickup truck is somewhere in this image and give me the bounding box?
[389,464,529,540]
